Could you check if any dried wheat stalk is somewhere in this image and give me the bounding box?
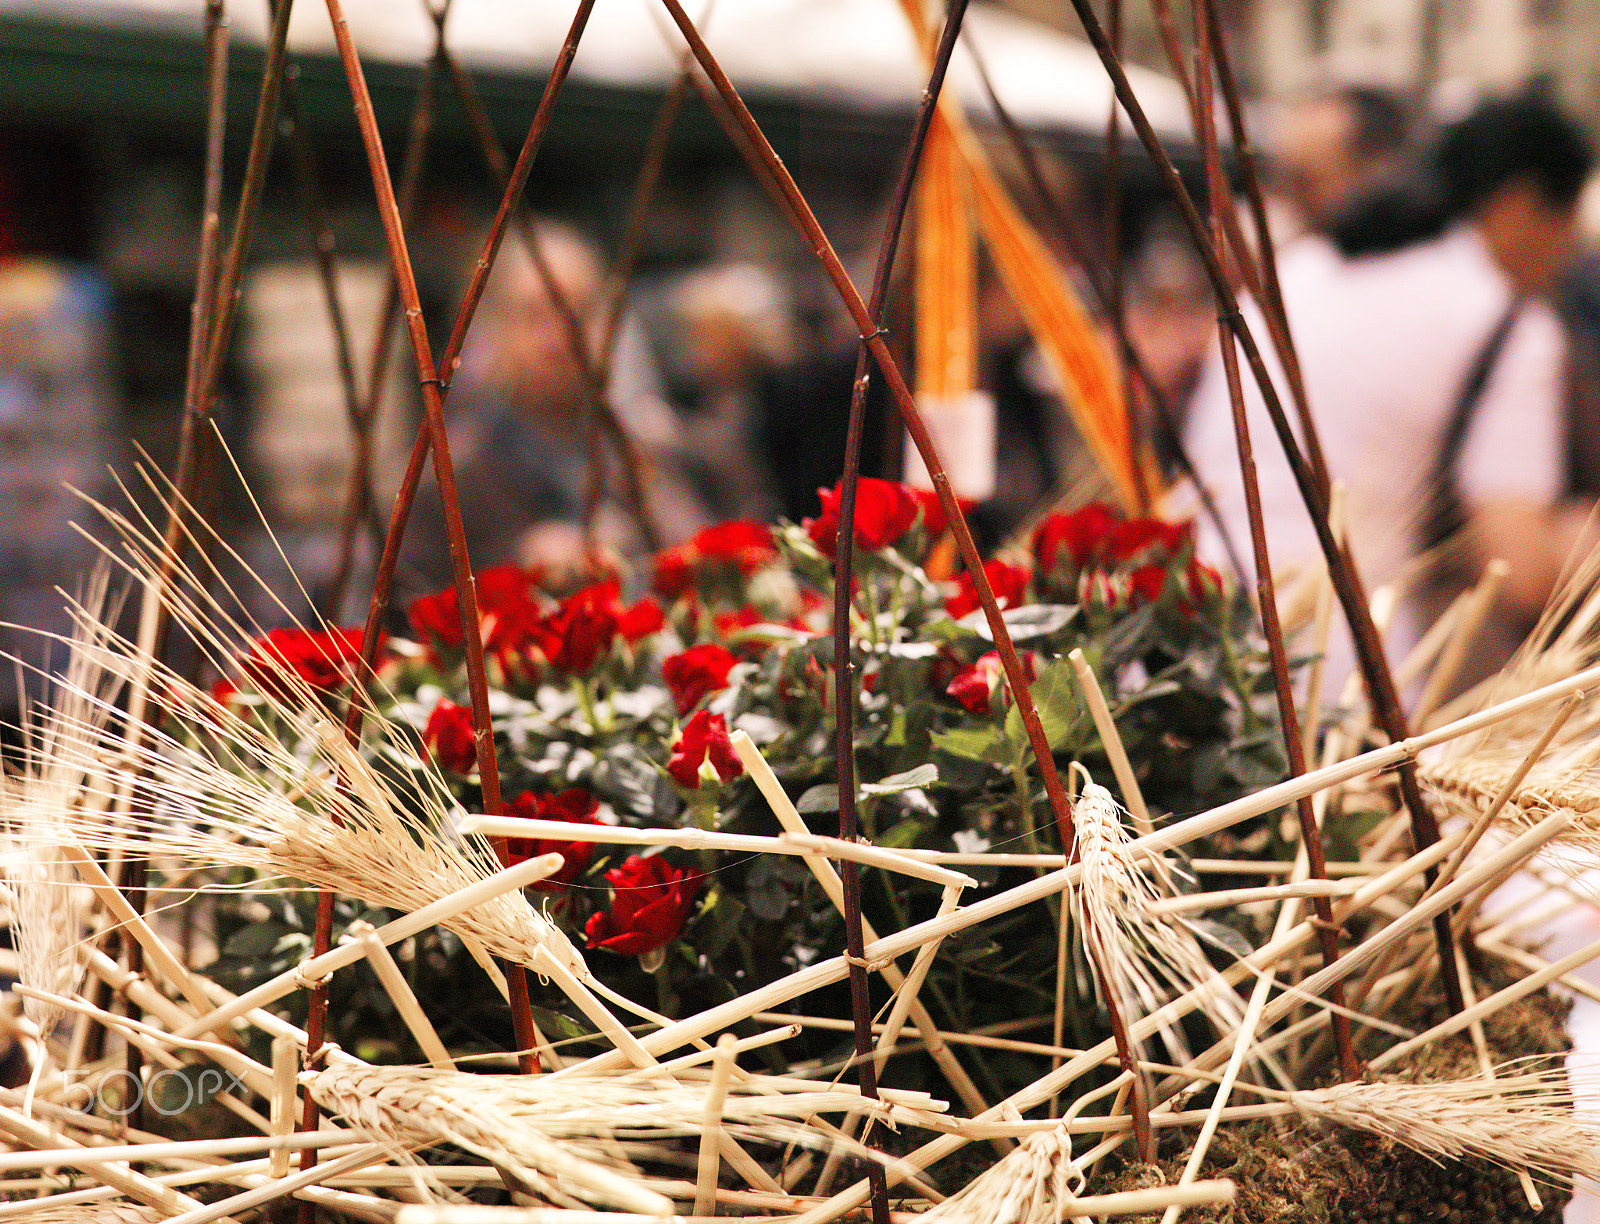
[1286,1070,1600,1185]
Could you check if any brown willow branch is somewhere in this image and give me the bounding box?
[1202,3,1321,497]
[831,3,972,1220]
[684,69,813,240]
[314,4,599,1134]
[327,0,453,618]
[275,64,389,622]
[654,0,1081,868]
[1101,0,1150,512]
[322,0,567,1080]
[961,34,1247,583]
[174,0,295,522]
[1192,0,1357,1083]
[1062,0,1462,1012]
[345,0,593,696]
[439,42,664,550]
[1147,0,1326,497]
[304,16,456,1213]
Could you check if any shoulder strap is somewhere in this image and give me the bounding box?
[1425,299,1523,550]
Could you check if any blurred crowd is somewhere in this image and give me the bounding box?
[6,79,1600,714]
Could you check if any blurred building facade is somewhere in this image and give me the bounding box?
[1250,0,1600,120]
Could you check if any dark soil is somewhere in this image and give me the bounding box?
[1089,962,1575,1223]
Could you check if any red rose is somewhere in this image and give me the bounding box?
[585,854,702,955]
[946,559,1031,620]
[666,710,744,789]
[662,642,740,715]
[422,699,479,774]
[651,522,777,598]
[408,588,465,650]
[617,597,666,644]
[1129,564,1168,604]
[907,487,975,537]
[714,605,765,638]
[1108,518,1191,564]
[238,626,368,699]
[476,565,536,613]
[1078,568,1129,611]
[694,521,778,574]
[1181,556,1225,613]
[946,652,1004,716]
[911,487,948,536]
[805,478,923,558]
[530,583,619,674]
[1033,503,1122,572]
[652,546,696,599]
[408,567,543,662]
[503,788,601,891]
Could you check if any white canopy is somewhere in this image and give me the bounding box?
[0,0,1198,142]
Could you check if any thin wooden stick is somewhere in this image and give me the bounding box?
[874,883,962,1074]
[655,0,1083,899]
[694,1034,738,1217]
[161,1143,394,1224]
[1146,879,1358,915]
[270,1034,299,1178]
[1191,0,1357,1082]
[349,922,455,1070]
[437,39,663,549]
[1068,648,1150,833]
[960,36,1245,577]
[827,4,972,1219]
[1413,559,1508,725]
[327,0,452,615]
[460,816,975,890]
[1065,0,1464,1012]
[0,1104,224,1219]
[1300,482,1344,755]
[320,0,590,1079]
[1371,928,1600,1069]
[0,1133,356,1175]
[730,732,1001,1141]
[176,852,564,1040]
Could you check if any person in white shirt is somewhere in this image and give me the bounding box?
[1183,93,1595,698]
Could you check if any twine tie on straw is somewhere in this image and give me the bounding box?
[293,965,334,993]
[844,953,895,974]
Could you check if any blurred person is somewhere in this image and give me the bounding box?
[1122,213,1218,464]
[665,263,795,522]
[399,222,709,595]
[1271,84,1412,238]
[1182,92,1595,697]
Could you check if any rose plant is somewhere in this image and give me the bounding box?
[205,491,1286,1094]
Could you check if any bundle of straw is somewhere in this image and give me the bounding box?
[306,1063,888,1214]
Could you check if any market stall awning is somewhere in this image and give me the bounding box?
[0,0,1198,144]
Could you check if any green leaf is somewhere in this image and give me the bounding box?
[1187,917,1254,961]
[973,604,1078,642]
[879,817,928,849]
[861,763,939,796]
[931,723,1009,764]
[797,783,840,814]
[222,922,281,960]
[1004,660,1081,753]
[531,1007,591,1043]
